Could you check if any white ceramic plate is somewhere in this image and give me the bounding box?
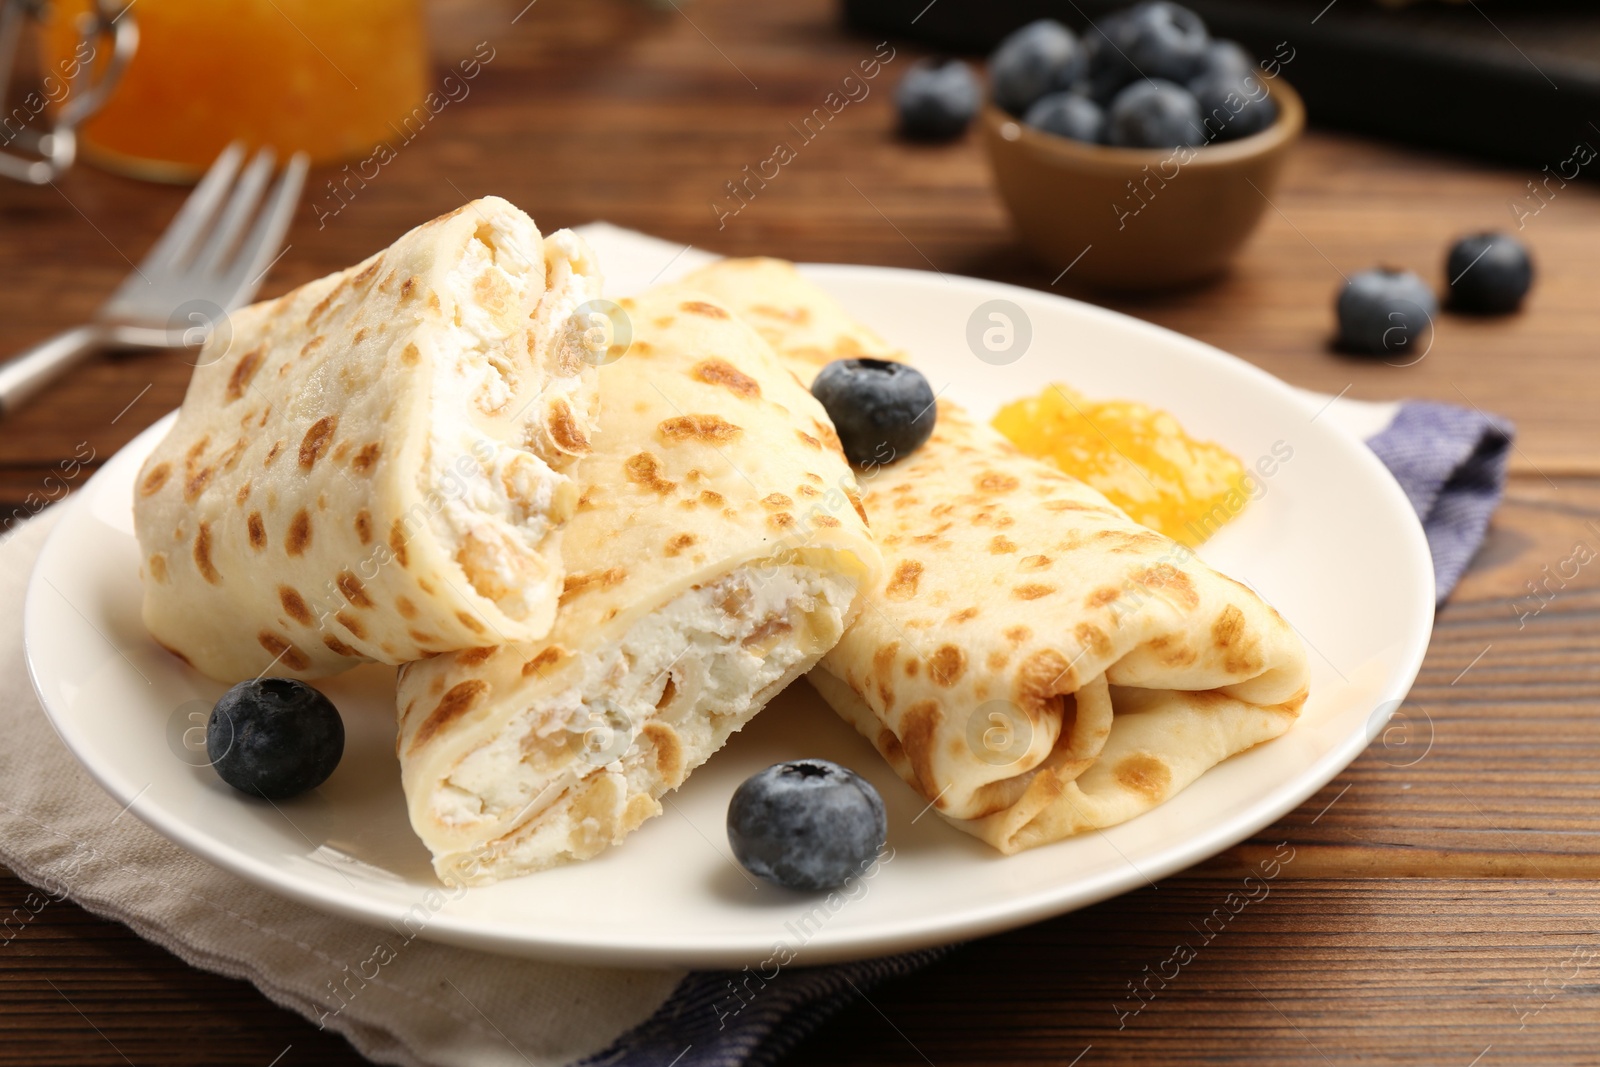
[25,265,1433,968]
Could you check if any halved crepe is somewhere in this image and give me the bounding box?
[135,198,602,681]
[394,289,881,884]
[673,258,1310,854]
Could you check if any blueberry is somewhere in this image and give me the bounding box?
[1078,16,1120,74]
[1446,232,1533,314]
[811,359,936,468]
[989,19,1083,115]
[207,678,344,800]
[1080,10,1128,66]
[727,760,887,891]
[1190,71,1277,142]
[1024,91,1105,143]
[1122,2,1210,80]
[1106,79,1202,148]
[1190,39,1256,85]
[1336,268,1438,358]
[896,58,981,141]
[1086,2,1209,101]
[1081,14,1140,103]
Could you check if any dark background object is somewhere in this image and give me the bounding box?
[843,0,1600,170]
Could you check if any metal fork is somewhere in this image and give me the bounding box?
[0,142,308,416]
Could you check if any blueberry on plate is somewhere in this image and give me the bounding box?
[1024,91,1106,143]
[1445,232,1533,314]
[727,760,888,892]
[207,678,344,800]
[1106,79,1202,149]
[1336,268,1438,358]
[1190,38,1256,85]
[989,19,1083,115]
[896,57,981,141]
[1189,70,1277,142]
[811,359,936,468]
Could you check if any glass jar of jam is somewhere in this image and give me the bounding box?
[38,0,429,181]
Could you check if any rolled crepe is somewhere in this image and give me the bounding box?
[672,259,1311,854]
[394,289,882,884]
[135,198,602,681]
[671,256,909,374]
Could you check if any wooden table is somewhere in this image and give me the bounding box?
[5,1,1599,1063]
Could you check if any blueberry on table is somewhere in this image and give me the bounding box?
[896,58,981,141]
[1336,268,1438,358]
[207,678,344,800]
[989,19,1083,115]
[1024,91,1106,143]
[811,359,936,468]
[1189,71,1277,142]
[1446,232,1533,314]
[1106,79,1202,148]
[727,760,888,892]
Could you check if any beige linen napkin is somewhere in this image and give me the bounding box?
[0,510,683,1067]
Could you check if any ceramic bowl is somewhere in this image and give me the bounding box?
[981,78,1306,290]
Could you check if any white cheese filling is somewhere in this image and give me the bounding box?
[431,564,857,830]
[424,221,600,620]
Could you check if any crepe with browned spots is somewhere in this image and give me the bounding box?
[675,258,1309,855]
[394,288,881,885]
[134,198,602,680]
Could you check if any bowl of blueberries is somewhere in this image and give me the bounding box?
[973,2,1303,289]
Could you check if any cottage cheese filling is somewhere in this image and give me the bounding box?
[432,564,857,830]
[424,221,600,620]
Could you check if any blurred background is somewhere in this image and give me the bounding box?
[853,0,1600,165]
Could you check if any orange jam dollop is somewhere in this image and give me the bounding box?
[992,384,1249,547]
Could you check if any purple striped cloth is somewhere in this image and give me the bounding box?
[1365,401,1514,602]
[582,399,1513,1067]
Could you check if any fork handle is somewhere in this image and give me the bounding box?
[0,325,104,418]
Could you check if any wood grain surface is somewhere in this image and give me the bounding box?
[3,0,1598,1063]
